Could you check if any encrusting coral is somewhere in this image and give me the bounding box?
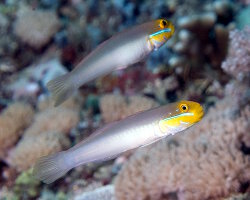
[5,95,82,171]
[0,102,34,158]
[37,95,82,111]
[115,98,250,200]
[100,94,159,123]
[23,106,79,138]
[221,26,250,81]
[7,131,70,172]
[14,9,60,49]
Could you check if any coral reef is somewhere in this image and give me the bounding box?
[37,95,82,111]
[221,193,250,200]
[0,102,34,157]
[7,131,70,172]
[14,9,60,49]
[23,106,79,138]
[221,26,250,81]
[7,58,68,100]
[0,0,249,199]
[4,96,81,172]
[74,185,115,200]
[13,168,41,198]
[115,98,250,200]
[163,0,232,77]
[100,94,159,123]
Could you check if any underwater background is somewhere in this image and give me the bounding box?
[0,0,249,199]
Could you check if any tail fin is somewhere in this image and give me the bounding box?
[46,74,76,106]
[33,151,72,184]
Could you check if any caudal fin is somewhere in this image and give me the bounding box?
[33,151,72,184]
[46,74,75,106]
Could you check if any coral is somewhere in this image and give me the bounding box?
[144,76,179,103]
[7,131,70,172]
[4,96,80,171]
[100,94,126,123]
[224,81,249,106]
[37,94,82,111]
[222,26,250,80]
[14,9,60,49]
[160,0,233,89]
[23,107,79,138]
[13,168,41,198]
[221,193,250,200]
[100,94,159,123]
[0,102,34,157]
[115,98,250,200]
[74,185,115,200]
[0,187,17,199]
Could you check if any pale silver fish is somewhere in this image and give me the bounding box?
[33,100,203,184]
[47,19,175,106]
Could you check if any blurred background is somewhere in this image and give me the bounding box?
[0,0,249,199]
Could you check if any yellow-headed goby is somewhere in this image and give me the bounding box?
[47,19,175,106]
[33,100,203,184]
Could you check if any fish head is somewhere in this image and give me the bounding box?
[159,100,204,135]
[148,19,175,50]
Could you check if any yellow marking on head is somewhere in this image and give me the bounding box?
[159,100,204,133]
[149,19,175,50]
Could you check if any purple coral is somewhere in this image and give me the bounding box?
[222,26,250,80]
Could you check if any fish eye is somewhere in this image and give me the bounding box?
[160,20,167,28]
[180,104,188,112]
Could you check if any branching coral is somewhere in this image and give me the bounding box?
[221,26,250,80]
[100,94,159,123]
[165,1,231,80]
[14,9,60,49]
[7,131,70,172]
[115,98,250,200]
[0,102,34,157]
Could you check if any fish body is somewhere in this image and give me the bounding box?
[33,100,203,184]
[47,19,175,106]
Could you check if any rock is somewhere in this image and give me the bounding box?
[7,58,67,99]
[38,59,68,88]
[74,185,115,200]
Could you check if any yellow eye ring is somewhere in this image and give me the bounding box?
[180,104,188,112]
[160,20,167,28]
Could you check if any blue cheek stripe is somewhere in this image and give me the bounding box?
[149,28,171,38]
[163,112,194,121]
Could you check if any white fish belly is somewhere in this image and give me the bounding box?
[70,122,160,167]
[71,36,150,88]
